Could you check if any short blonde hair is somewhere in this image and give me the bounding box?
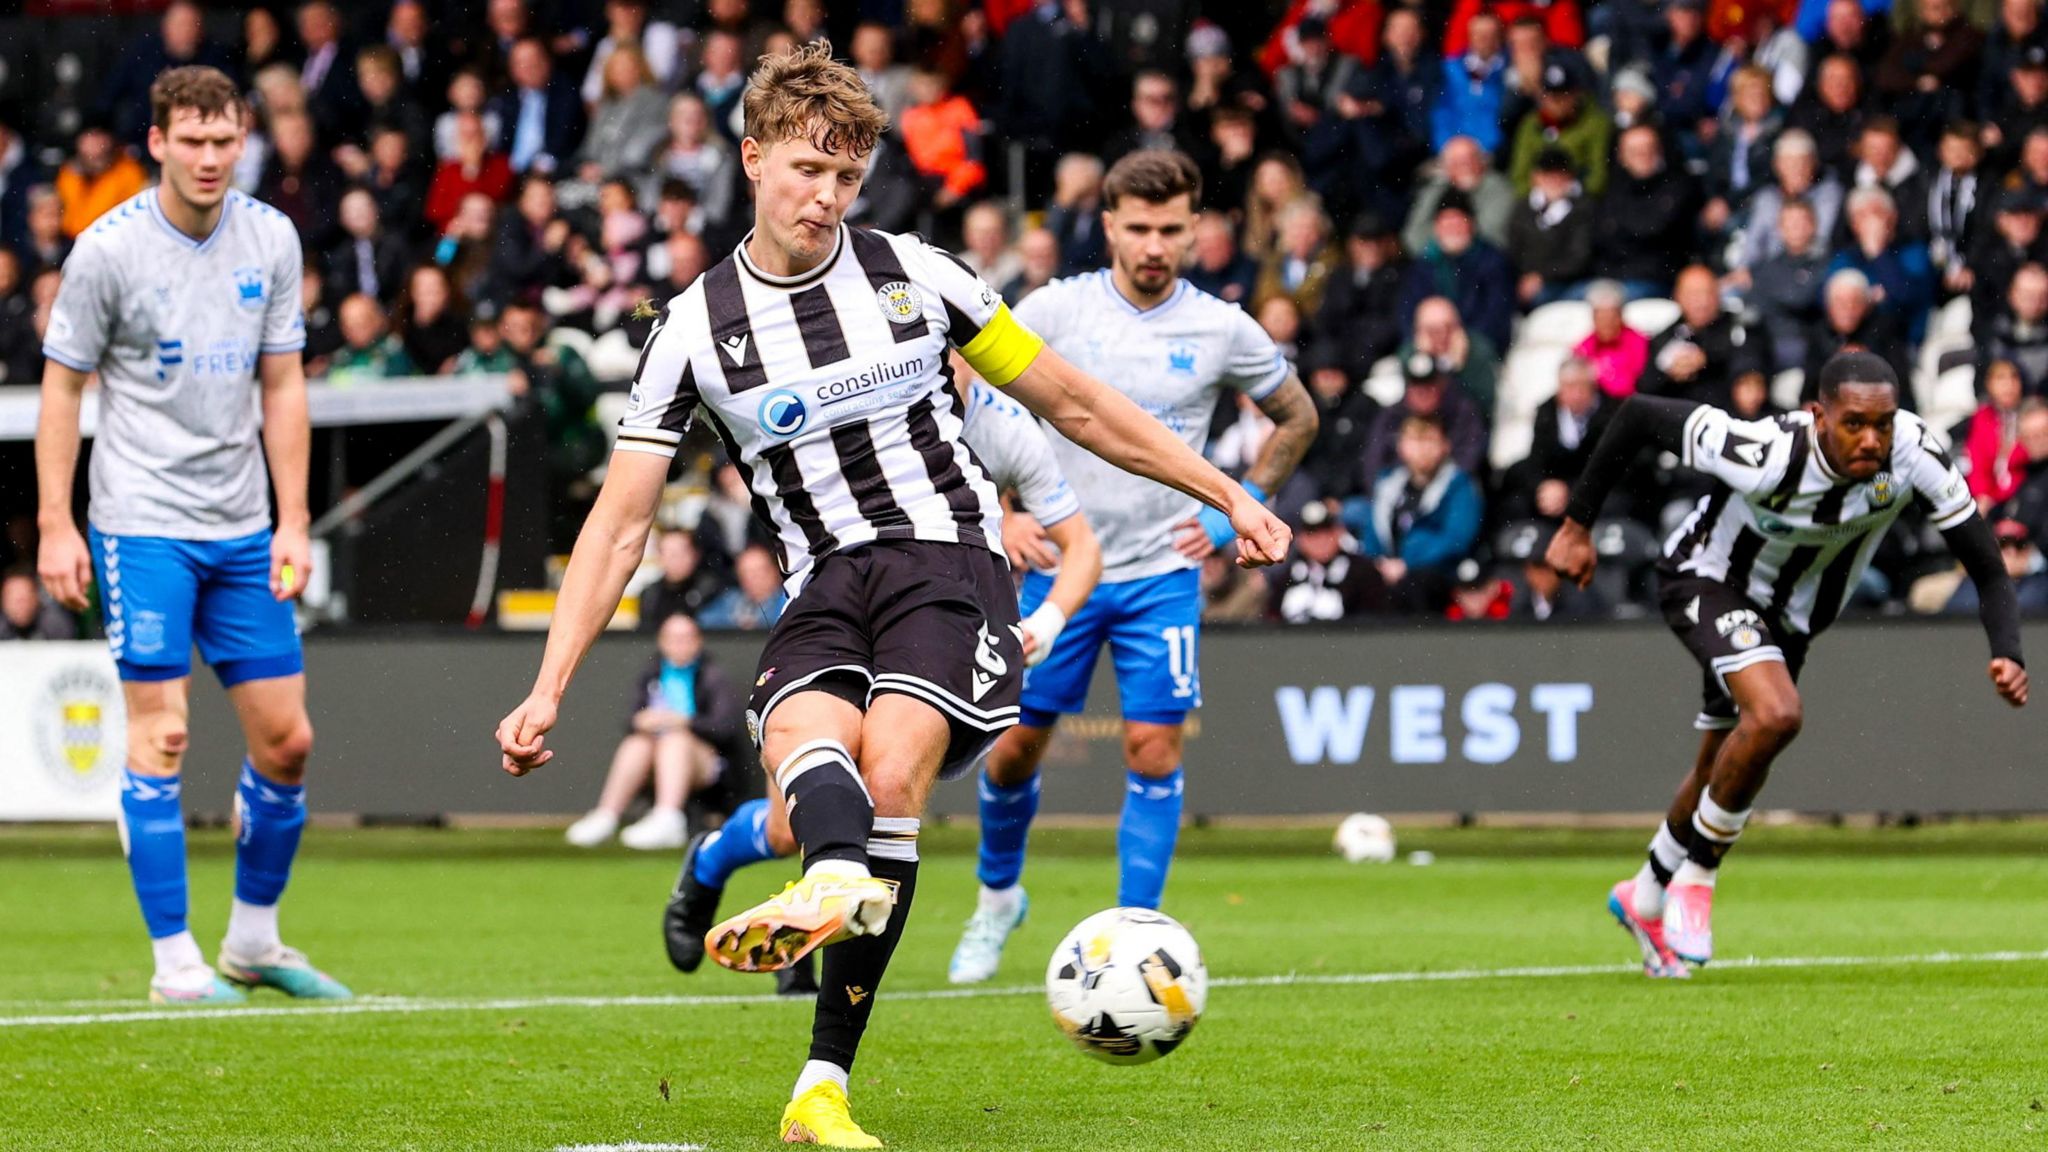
[742,40,888,156]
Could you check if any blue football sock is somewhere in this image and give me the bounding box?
[120,769,189,939]
[234,760,306,906]
[1118,768,1184,910]
[693,799,777,888]
[976,772,1040,890]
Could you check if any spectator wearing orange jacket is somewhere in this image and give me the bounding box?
[900,67,986,210]
[56,125,149,239]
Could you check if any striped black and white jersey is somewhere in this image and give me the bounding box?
[616,225,1047,592]
[1663,404,1972,636]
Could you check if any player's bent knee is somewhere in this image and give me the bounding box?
[984,727,1049,788]
[766,822,797,857]
[1122,728,1183,778]
[1745,696,1804,743]
[256,721,315,784]
[132,713,190,773]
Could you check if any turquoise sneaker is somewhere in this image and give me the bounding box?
[150,966,248,1006]
[218,944,354,999]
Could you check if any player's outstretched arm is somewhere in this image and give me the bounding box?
[498,450,671,775]
[258,353,313,600]
[34,361,94,611]
[1005,346,1291,568]
[1548,395,1704,587]
[1940,514,2029,707]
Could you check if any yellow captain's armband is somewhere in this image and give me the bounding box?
[957,303,1045,387]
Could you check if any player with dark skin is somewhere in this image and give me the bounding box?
[1551,380,2028,845]
[1546,357,2030,979]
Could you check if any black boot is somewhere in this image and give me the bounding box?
[663,831,723,973]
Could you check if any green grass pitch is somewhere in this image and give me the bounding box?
[5,822,2048,1151]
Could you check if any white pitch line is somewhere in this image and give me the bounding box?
[3,948,2044,1031]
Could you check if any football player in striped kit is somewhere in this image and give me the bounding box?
[496,43,1284,1146]
[1548,351,2028,978]
[657,368,1104,999]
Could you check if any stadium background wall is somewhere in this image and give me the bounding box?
[166,624,2048,819]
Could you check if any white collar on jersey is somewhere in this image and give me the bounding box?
[736,224,845,289]
[1095,268,1188,316]
[147,185,233,252]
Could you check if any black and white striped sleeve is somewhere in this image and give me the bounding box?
[1898,416,1975,530]
[1677,404,1793,496]
[615,304,700,458]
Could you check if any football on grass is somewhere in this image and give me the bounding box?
[1334,812,1397,863]
[1045,907,1207,1065]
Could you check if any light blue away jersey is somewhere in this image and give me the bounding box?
[44,188,306,540]
[959,380,1081,529]
[1012,272,1288,581]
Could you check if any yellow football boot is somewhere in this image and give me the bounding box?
[707,867,896,973]
[780,1081,882,1147]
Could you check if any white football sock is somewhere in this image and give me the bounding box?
[1694,789,1751,841]
[150,930,204,977]
[1649,823,1688,874]
[978,884,1023,919]
[1672,860,1718,887]
[792,1058,850,1101]
[805,858,871,881]
[1631,862,1667,920]
[224,899,282,958]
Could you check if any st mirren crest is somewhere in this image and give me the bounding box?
[876,281,924,325]
[232,266,267,311]
[31,663,126,793]
[1870,471,1897,507]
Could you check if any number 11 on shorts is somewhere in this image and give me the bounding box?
[1164,625,1196,699]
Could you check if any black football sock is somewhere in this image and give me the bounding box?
[776,740,873,871]
[807,817,919,1072]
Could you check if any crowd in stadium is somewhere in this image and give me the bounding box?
[8,0,2048,635]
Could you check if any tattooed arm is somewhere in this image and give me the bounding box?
[1243,373,1319,496]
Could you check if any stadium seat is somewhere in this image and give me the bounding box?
[1363,355,1404,407]
[545,326,597,365]
[1489,343,1570,472]
[1623,297,1681,337]
[586,329,643,383]
[1518,301,1593,351]
[1913,297,1976,435]
[1772,369,1804,411]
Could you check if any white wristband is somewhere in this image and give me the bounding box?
[1019,602,1068,667]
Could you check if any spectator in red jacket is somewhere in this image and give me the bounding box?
[1967,358,2032,513]
[1442,0,1584,57]
[1261,0,1383,74]
[425,111,513,231]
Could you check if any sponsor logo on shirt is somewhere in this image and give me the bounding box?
[757,388,808,438]
[1166,341,1198,376]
